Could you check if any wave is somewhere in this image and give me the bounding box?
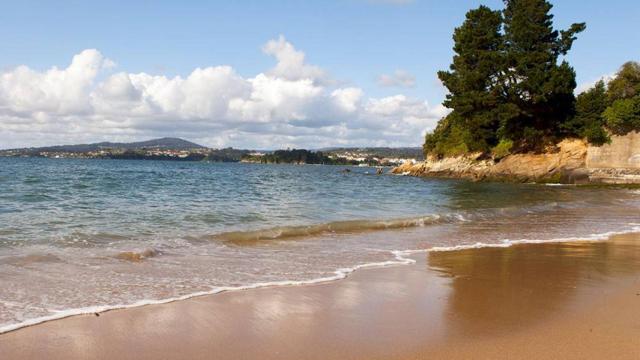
[211,214,467,244]
[208,200,587,245]
[2,226,639,335]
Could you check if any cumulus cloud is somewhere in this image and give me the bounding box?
[0,49,111,116]
[262,35,326,83]
[377,69,416,88]
[0,37,447,149]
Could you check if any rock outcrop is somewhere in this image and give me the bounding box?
[392,135,640,184]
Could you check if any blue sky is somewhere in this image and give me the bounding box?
[0,0,638,149]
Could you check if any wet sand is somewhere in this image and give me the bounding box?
[1,233,639,359]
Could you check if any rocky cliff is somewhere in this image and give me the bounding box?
[392,134,640,184]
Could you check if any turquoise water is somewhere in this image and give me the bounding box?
[1,158,639,332]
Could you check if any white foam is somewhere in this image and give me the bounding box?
[0,253,415,334]
[2,226,639,335]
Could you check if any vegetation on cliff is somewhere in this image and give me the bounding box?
[565,62,640,146]
[426,0,586,157]
[426,0,640,159]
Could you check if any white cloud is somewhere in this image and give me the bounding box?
[377,69,416,88]
[0,49,112,116]
[331,87,363,113]
[262,35,326,83]
[0,37,447,149]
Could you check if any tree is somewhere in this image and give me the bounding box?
[603,97,640,135]
[425,0,586,157]
[500,0,585,150]
[424,114,470,157]
[600,62,640,136]
[564,81,609,144]
[436,6,505,153]
[607,62,640,102]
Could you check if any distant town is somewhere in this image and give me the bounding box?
[0,137,423,166]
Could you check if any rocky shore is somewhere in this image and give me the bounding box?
[392,133,640,184]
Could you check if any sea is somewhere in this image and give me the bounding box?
[1,157,639,333]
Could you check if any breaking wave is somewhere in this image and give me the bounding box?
[207,201,585,245]
[211,214,468,244]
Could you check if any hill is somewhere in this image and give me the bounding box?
[3,137,206,153]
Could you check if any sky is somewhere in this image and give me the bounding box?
[0,0,638,149]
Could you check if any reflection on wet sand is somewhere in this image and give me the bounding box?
[428,236,640,338]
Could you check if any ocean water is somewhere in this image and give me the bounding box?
[1,157,639,332]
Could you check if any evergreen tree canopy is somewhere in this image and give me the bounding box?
[602,62,640,136]
[426,0,586,157]
[603,98,640,135]
[566,81,609,145]
[437,6,505,152]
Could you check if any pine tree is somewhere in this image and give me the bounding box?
[500,0,585,150]
[437,6,505,152]
[566,81,609,144]
[425,0,586,157]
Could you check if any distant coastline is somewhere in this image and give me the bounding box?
[0,137,422,166]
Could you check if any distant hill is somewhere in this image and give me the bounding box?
[5,137,206,153]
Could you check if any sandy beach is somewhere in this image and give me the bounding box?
[1,233,639,360]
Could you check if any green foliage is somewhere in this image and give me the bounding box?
[597,61,640,137]
[603,97,640,135]
[426,0,586,157]
[500,0,583,149]
[243,149,359,165]
[568,61,640,141]
[491,139,513,160]
[564,61,640,142]
[425,2,640,156]
[564,81,610,145]
[262,149,328,164]
[607,61,640,103]
[437,6,504,154]
[204,148,250,162]
[424,114,469,157]
[581,122,610,146]
[423,115,470,158]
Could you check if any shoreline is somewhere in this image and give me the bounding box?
[2,227,638,336]
[2,232,640,359]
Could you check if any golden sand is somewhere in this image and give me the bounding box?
[1,233,639,359]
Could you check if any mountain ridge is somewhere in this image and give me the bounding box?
[3,137,206,152]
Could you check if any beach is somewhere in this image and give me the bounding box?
[1,0,639,358]
[2,232,638,359]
